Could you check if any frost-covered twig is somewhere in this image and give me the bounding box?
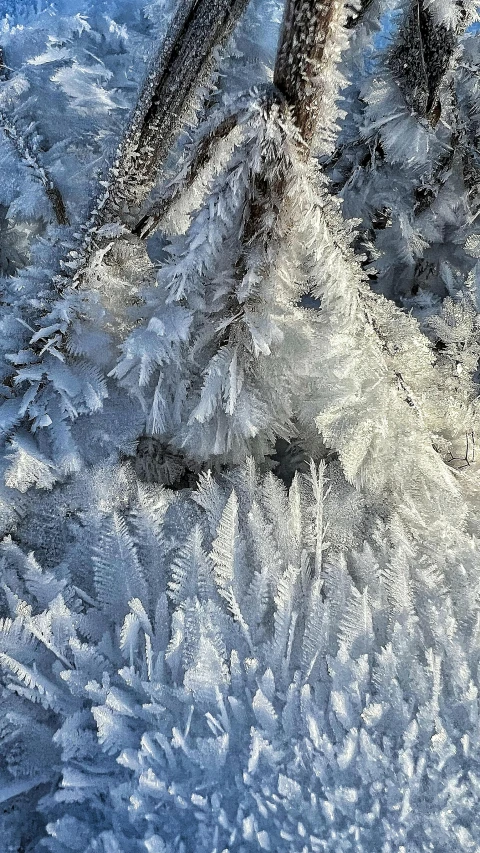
[133,84,287,241]
[1,116,69,226]
[4,0,252,390]
[274,0,353,153]
[133,110,240,239]
[103,0,251,219]
[0,46,7,80]
[0,46,68,225]
[389,0,476,124]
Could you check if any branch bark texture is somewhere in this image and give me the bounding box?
[273,0,343,152]
[105,0,250,219]
[389,0,472,124]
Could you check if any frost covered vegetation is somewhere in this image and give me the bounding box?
[2,0,480,850]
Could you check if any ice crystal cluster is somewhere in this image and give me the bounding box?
[3,458,480,853]
[2,0,480,851]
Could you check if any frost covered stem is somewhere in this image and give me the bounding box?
[1,116,69,226]
[133,111,239,239]
[0,46,7,80]
[274,0,345,152]
[389,0,474,124]
[107,0,250,216]
[0,47,68,225]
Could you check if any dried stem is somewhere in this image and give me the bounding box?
[0,47,68,226]
[389,0,473,124]
[273,0,344,151]
[0,46,7,80]
[1,118,69,226]
[133,111,240,239]
[104,0,250,219]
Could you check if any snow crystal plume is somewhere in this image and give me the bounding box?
[0,460,479,852]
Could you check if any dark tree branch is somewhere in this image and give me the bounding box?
[104,0,250,220]
[133,111,240,238]
[273,0,347,152]
[389,0,472,124]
